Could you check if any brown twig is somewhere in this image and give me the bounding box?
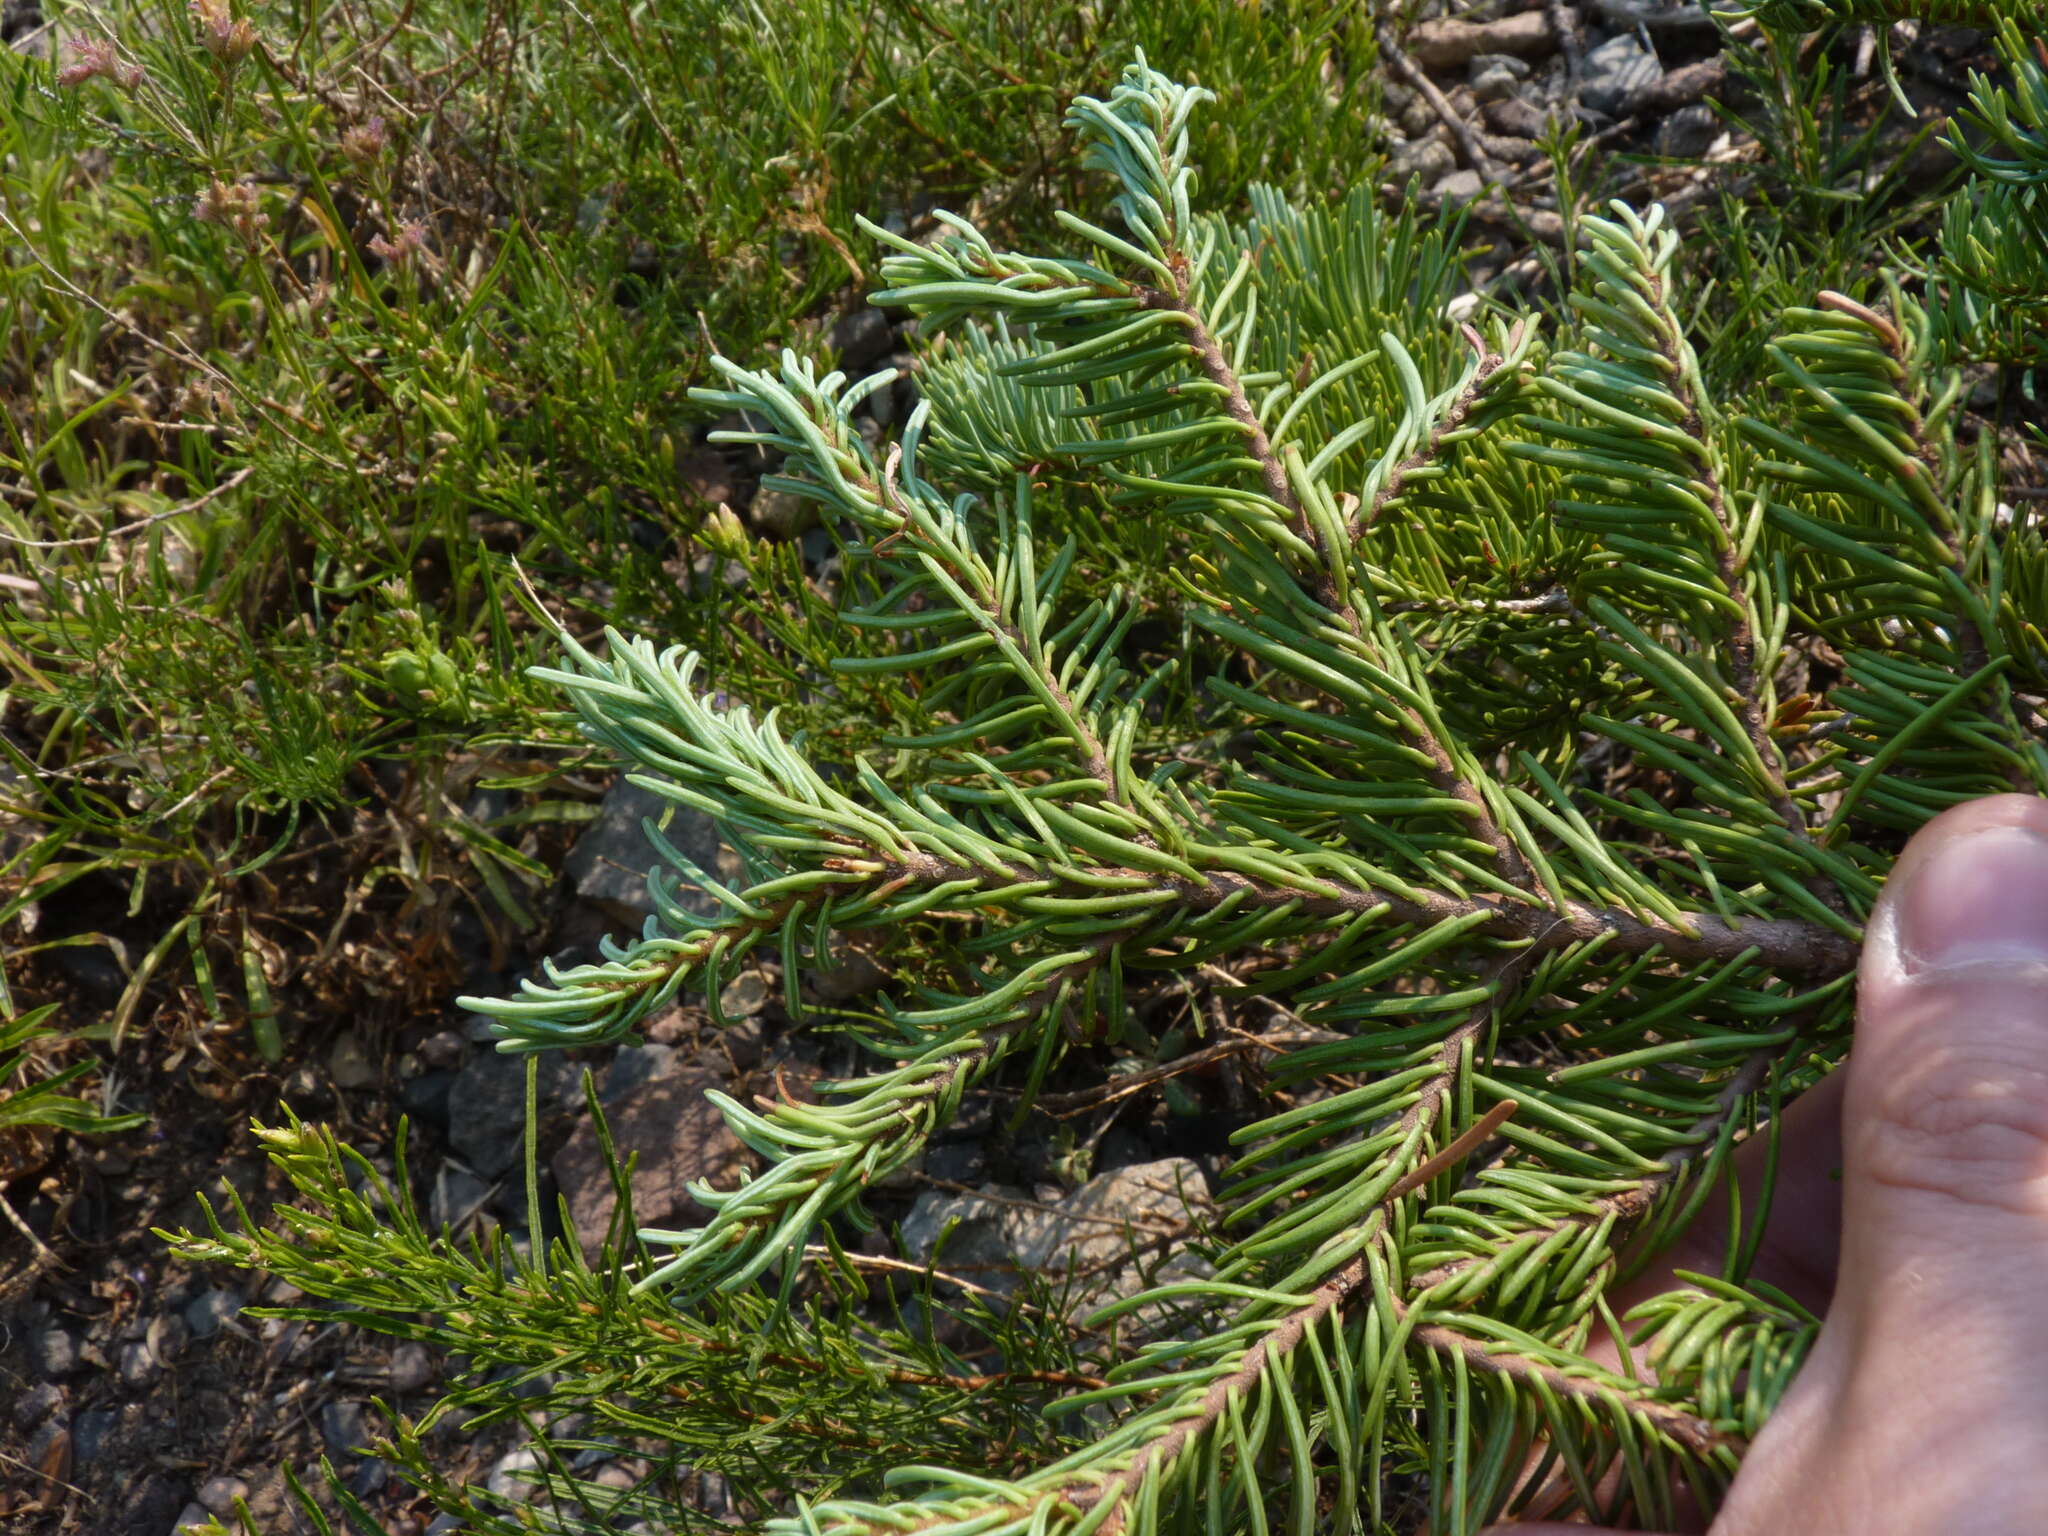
[1377,24,1497,178]
[0,467,257,551]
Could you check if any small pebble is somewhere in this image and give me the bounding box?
[388,1341,435,1394]
[118,1340,158,1387]
[169,1503,212,1535]
[1432,168,1486,206]
[28,1325,79,1377]
[328,1031,378,1090]
[12,1379,63,1429]
[321,1399,370,1458]
[73,1408,118,1464]
[197,1476,249,1517]
[418,1028,466,1068]
[183,1288,242,1340]
[716,969,770,1018]
[487,1447,542,1502]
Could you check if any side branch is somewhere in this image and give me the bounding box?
[884,853,1860,977]
[1133,285,1298,520]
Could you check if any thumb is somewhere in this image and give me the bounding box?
[1840,791,2048,1348]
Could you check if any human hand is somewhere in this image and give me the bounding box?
[1494,793,2048,1535]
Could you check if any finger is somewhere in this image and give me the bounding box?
[1612,1066,1845,1321]
[1838,792,2048,1349]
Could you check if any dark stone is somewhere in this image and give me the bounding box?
[116,1472,187,1536]
[12,1378,63,1429]
[73,1408,118,1464]
[320,1399,370,1458]
[183,1287,243,1340]
[923,1140,987,1184]
[51,941,125,1004]
[431,1164,493,1230]
[1654,101,1722,159]
[399,1068,456,1130]
[387,1341,436,1394]
[1389,135,1456,186]
[551,1059,752,1262]
[1482,90,1540,137]
[562,777,734,931]
[1580,33,1662,116]
[830,307,895,373]
[446,1048,573,1179]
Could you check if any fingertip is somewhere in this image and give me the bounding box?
[1863,794,2048,1006]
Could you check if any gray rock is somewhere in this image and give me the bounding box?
[487,1447,543,1502]
[327,1031,377,1090]
[1483,95,1550,140]
[388,1340,436,1394]
[418,1027,466,1068]
[1432,168,1487,206]
[602,1041,679,1100]
[1654,101,1722,159]
[12,1378,63,1429]
[715,968,770,1019]
[196,1476,249,1517]
[923,1140,987,1184]
[28,1325,79,1377]
[898,1186,1025,1289]
[1471,63,1522,102]
[445,1048,573,1179]
[147,1310,189,1364]
[1389,135,1455,186]
[563,777,732,931]
[831,307,895,373]
[1006,1158,1210,1278]
[748,484,818,541]
[118,1340,158,1387]
[551,1056,752,1262]
[1579,33,1662,116]
[425,1519,468,1536]
[431,1164,494,1230]
[898,1160,1214,1312]
[320,1399,369,1458]
[867,356,918,430]
[183,1288,242,1340]
[805,936,890,1003]
[1380,80,1436,137]
[169,1503,212,1535]
[1467,51,1531,85]
[399,1067,456,1129]
[122,1472,188,1536]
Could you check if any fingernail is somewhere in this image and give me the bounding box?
[1888,823,2048,975]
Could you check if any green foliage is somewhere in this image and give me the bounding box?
[0,1004,148,1136]
[1928,15,2048,367]
[170,1105,1113,1533]
[0,0,1378,1049]
[171,49,2048,1536]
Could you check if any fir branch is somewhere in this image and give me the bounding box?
[1364,324,1525,532]
[1406,1045,1785,1294]
[1399,1310,1725,1457]
[1134,284,1297,519]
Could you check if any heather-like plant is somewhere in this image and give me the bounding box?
[176,48,2046,1536]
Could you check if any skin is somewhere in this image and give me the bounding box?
[1488,793,2048,1536]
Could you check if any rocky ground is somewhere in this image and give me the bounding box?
[0,1,2029,1531]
